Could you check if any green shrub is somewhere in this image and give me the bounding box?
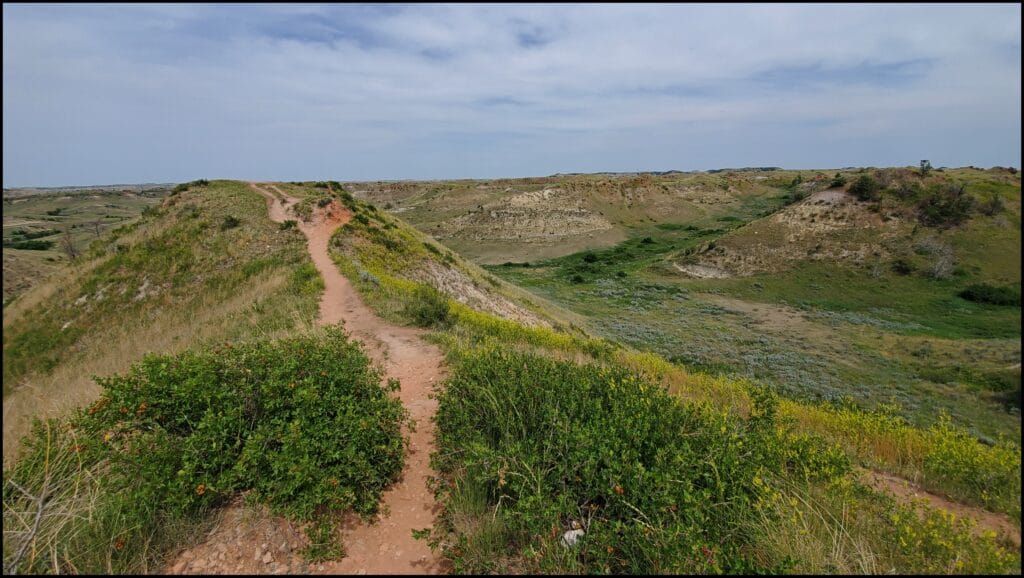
[977,195,1006,216]
[2,239,53,250]
[922,415,1021,519]
[2,329,407,573]
[582,252,598,263]
[403,284,451,328]
[220,215,241,230]
[958,283,1020,306]
[849,175,882,201]
[432,348,819,574]
[279,219,298,231]
[890,259,914,275]
[339,191,357,210]
[830,173,847,188]
[917,184,976,228]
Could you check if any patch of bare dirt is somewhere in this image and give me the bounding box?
[672,263,731,279]
[437,188,613,242]
[860,468,1020,548]
[414,260,551,328]
[164,183,449,575]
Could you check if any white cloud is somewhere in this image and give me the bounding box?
[2,3,1020,185]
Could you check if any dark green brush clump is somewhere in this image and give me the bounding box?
[2,327,407,574]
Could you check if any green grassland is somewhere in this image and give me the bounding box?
[2,188,169,304]
[306,188,1021,572]
[487,168,1021,443]
[4,176,1021,575]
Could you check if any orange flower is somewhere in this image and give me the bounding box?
[114,537,126,551]
[135,402,148,416]
[328,478,339,487]
[119,406,129,414]
[195,484,206,495]
[614,485,624,495]
[607,546,614,555]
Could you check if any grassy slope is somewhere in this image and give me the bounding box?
[488,168,1021,442]
[2,188,168,303]
[2,180,322,462]
[303,191,1018,572]
[347,172,792,264]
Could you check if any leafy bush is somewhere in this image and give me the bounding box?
[174,179,209,193]
[339,191,357,211]
[220,215,241,230]
[279,219,298,231]
[891,259,914,275]
[977,195,1006,216]
[431,348,839,574]
[848,175,882,201]
[7,228,58,240]
[2,239,53,250]
[582,252,598,263]
[922,415,1021,518]
[2,329,407,573]
[958,283,1021,306]
[403,284,451,328]
[829,173,847,188]
[917,184,976,228]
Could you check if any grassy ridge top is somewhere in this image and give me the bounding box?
[2,180,322,462]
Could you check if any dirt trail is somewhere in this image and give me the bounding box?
[164,183,448,575]
[860,468,1020,548]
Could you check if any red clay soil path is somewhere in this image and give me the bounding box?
[164,184,448,575]
[254,182,449,574]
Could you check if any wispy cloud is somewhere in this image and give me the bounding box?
[2,3,1020,186]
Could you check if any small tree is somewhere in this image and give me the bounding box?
[919,160,932,176]
[59,227,79,260]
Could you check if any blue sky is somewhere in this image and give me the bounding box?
[3,3,1020,187]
